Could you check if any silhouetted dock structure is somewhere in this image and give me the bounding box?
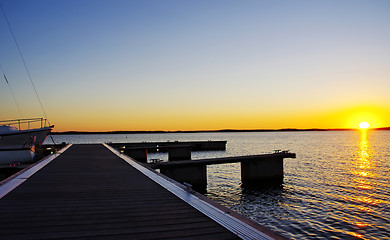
[108,140,227,162]
[109,140,227,152]
[0,144,285,240]
[149,151,296,190]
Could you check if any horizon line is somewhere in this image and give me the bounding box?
[51,127,390,135]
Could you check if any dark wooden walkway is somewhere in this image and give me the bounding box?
[0,144,241,240]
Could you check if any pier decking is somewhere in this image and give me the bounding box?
[0,144,284,240]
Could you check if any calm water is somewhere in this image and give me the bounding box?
[46,131,390,239]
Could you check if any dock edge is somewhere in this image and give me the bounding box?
[0,144,73,199]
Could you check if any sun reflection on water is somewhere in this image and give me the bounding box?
[351,131,373,183]
[348,129,376,238]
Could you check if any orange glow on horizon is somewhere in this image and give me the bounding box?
[47,104,389,132]
[343,105,389,129]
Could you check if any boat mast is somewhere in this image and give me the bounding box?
[0,64,24,119]
[0,2,50,125]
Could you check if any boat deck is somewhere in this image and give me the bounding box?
[0,144,282,240]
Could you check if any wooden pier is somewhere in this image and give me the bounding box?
[0,144,285,240]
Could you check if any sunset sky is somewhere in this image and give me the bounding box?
[1,0,389,131]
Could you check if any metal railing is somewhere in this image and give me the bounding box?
[0,118,48,130]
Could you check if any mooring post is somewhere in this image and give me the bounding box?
[168,145,192,161]
[241,157,284,186]
[160,165,207,192]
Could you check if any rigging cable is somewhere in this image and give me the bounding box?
[0,2,50,125]
[0,63,24,118]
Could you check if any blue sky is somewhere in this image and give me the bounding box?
[1,0,389,131]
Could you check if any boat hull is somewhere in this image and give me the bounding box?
[0,149,35,166]
[0,126,52,165]
[0,127,52,149]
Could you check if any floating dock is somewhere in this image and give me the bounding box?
[0,144,285,240]
[149,152,296,190]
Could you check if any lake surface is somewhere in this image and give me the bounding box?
[46,130,390,239]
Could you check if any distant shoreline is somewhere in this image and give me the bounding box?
[51,127,390,135]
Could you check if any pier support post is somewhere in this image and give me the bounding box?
[160,165,207,192]
[168,145,192,161]
[241,157,284,186]
[123,148,148,163]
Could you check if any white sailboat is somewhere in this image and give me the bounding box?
[1,3,54,166]
[0,118,53,166]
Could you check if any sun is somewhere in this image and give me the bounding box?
[359,121,370,129]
